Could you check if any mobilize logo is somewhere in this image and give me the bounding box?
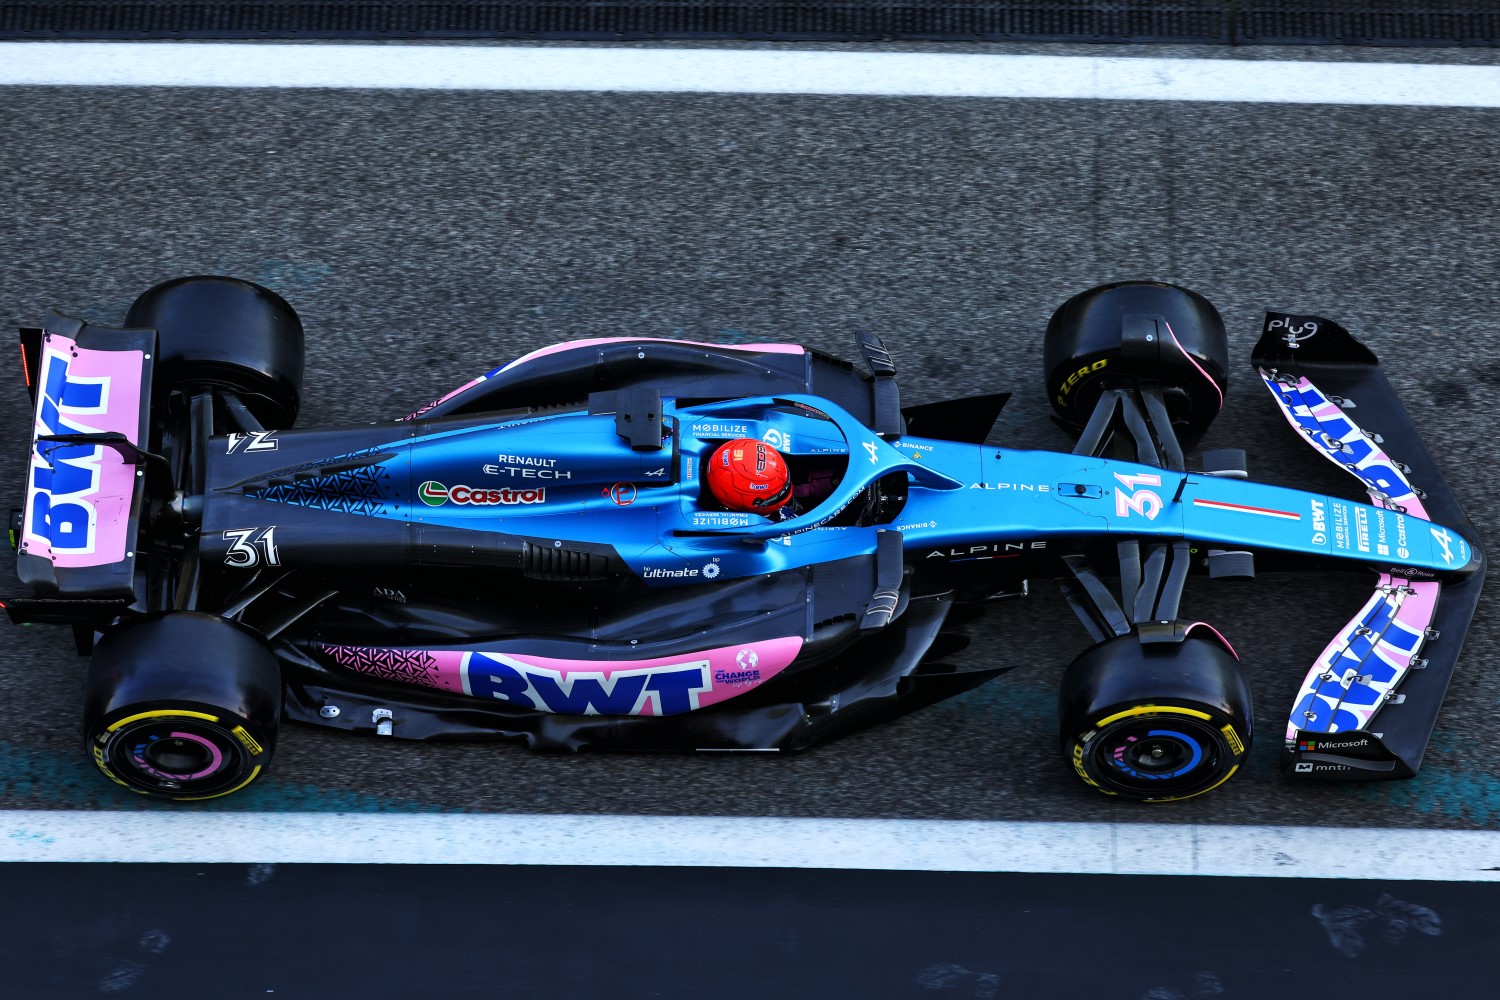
[418,481,545,507]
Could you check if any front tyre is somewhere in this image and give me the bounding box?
[84,612,280,801]
[1059,632,1252,802]
[1044,281,1228,450]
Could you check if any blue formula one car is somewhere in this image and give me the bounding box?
[5,277,1485,802]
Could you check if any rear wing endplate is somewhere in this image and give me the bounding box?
[15,313,155,600]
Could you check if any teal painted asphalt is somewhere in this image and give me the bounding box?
[0,743,455,813]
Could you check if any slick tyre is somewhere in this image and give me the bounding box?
[1044,281,1228,450]
[84,612,281,802]
[126,275,304,428]
[1058,632,1252,802]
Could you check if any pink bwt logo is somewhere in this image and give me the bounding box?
[326,638,806,714]
[27,349,109,554]
[24,338,144,566]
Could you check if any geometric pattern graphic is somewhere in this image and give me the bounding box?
[245,450,394,515]
[318,644,461,693]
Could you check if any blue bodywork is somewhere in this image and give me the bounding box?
[227,392,1478,584]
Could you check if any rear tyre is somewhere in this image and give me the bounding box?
[126,275,304,428]
[84,612,280,801]
[1044,281,1228,450]
[1058,631,1252,802]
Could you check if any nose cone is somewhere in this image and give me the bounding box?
[1454,534,1485,577]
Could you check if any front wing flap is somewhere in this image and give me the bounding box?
[1253,312,1485,780]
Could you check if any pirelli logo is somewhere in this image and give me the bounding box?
[1221,724,1245,756]
[1071,742,1101,789]
[232,725,264,756]
[1055,358,1108,407]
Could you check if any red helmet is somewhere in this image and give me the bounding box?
[707,438,791,512]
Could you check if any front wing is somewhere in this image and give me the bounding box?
[1254,313,1485,780]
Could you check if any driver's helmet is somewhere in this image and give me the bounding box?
[707,438,792,512]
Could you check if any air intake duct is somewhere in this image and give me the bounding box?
[521,540,617,581]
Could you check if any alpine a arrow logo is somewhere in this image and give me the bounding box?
[1432,526,1455,564]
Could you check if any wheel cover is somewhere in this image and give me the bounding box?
[1077,707,1242,802]
[95,710,263,800]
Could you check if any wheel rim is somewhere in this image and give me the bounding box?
[97,712,260,800]
[1111,728,1203,779]
[1082,711,1238,801]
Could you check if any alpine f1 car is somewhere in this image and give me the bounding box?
[5,277,1485,802]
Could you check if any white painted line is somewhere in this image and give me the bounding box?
[1,43,1499,106]
[5,811,1500,879]
[1193,498,1301,520]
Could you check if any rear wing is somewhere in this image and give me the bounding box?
[15,313,155,600]
[1252,313,1486,780]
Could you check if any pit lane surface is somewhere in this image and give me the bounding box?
[4,860,1490,999]
[4,44,1500,831]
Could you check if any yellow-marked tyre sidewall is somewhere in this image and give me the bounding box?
[1058,633,1254,803]
[88,702,272,802]
[1068,703,1249,803]
[83,612,281,803]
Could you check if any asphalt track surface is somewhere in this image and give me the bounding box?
[2,863,1488,999]
[5,42,1500,836]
